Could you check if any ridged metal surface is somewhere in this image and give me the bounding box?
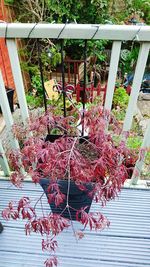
[0,179,150,267]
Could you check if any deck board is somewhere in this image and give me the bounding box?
[0,179,150,267]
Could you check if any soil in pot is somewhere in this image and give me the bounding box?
[39,178,94,220]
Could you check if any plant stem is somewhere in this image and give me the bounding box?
[34,192,45,209]
[66,137,78,206]
[82,40,87,136]
[61,39,66,118]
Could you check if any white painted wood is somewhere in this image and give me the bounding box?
[123,43,150,132]
[0,23,149,41]
[0,71,19,150]
[6,39,29,124]
[130,122,150,185]
[0,140,10,176]
[104,41,122,111]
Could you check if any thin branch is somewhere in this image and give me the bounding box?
[66,137,78,206]
[40,198,45,217]
[25,0,41,21]
[34,192,45,209]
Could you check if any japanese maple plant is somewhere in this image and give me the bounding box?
[2,105,136,267]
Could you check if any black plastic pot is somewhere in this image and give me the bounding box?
[0,87,14,113]
[0,222,3,234]
[39,178,94,220]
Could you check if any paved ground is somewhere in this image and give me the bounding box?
[0,180,150,267]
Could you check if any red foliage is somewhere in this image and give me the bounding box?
[76,207,109,230]
[42,239,58,252]
[10,172,25,188]
[25,214,70,236]
[2,201,19,220]
[2,105,138,266]
[17,197,35,220]
[44,256,58,267]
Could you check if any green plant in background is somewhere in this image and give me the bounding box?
[120,46,139,77]
[127,136,142,149]
[127,136,150,174]
[112,108,126,121]
[19,41,61,81]
[31,75,43,96]
[126,0,150,25]
[65,39,108,62]
[112,87,129,121]
[4,0,14,4]
[113,87,129,108]
[26,94,43,109]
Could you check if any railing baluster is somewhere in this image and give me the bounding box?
[130,122,150,185]
[123,42,150,132]
[104,41,122,111]
[6,39,29,124]
[0,71,19,150]
[0,140,10,176]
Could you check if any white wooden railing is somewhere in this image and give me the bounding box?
[0,23,150,185]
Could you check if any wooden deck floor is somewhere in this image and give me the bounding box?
[0,179,150,267]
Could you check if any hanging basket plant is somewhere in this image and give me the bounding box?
[1,35,140,266]
[2,104,139,266]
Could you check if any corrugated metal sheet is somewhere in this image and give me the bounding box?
[0,179,150,267]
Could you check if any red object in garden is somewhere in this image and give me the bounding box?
[76,82,95,103]
[75,81,107,103]
[126,84,132,95]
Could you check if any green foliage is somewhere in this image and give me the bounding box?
[127,136,142,149]
[64,39,108,68]
[127,0,150,25]
[19,40,61,74]
[127,135,150,169]
[20,61,39,76]
[131,118,143,136]
[26,94,43,109]
[47,46,61,68]
[112,108,126,121]
[113,87,129,109]
[112,87,129,121]
[4,0,14,4]
[120,46,139,76]
[12,0,110,24]
[31,75,43,96]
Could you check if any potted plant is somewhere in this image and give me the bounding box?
[2,105,137,266]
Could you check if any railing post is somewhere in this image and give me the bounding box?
[130,122,150,185]
[0,140,10,176]
[123,42,150,132]
[104,41,122,111]
[0,71,19,150]
[6,39,29,124]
